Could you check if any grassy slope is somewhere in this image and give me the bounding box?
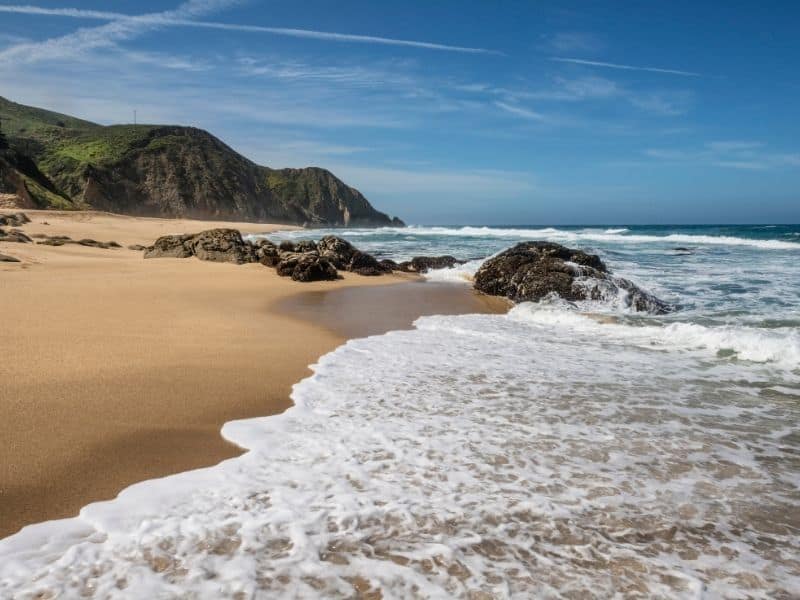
[0,97,398,224]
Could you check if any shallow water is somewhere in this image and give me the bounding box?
[2,224,799,598]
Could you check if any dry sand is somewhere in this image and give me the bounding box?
[0,210,505,538]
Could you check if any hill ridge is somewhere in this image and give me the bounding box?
[0,96,403,227]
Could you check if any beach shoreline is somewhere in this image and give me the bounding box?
[0,210,504,539]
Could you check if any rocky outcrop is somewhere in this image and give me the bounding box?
[32,233,121,248]
[143,234,195,259]
[254,239,280,266]
[349,250,390,276]
[0,228,32,243]
[474,241,671,314]
[139,230,472,285]
[398,255,462,273]
[0,212,30,227]
[317,235,358,269]
[275,251,338,282]
[189,229,255,264]
[144,229,256,263]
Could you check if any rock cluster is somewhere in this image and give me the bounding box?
[141,230,468,283]
[0,228,32,243]
[33,234,121,249]
[0,212,30,227]
[474,241,672,314]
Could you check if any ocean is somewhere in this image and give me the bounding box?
[2,225,798,598]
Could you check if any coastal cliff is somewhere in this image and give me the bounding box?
[0,97,403,226]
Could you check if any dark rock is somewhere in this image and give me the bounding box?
[144,234,195,259]
[276,251,338,281]
[189,228,256,264]
[37,238,67,246]
[0,212,30,227]
[409,255,462,273]
[275,251,314,276]
[128,244,148,251]
[35,235,72,246]
[253,239,280,266]
[294,240,318,253]
[317,235,358,269]
[474,241,671,314]
[76,238,120,249]
[349,250,389,276]
[379,258,399,271]
[279,240,296,252]
[0,228,32,243]
[0,252,20,262]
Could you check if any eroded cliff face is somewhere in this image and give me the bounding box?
[72,127,401,226]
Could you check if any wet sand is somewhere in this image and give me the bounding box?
[276,280,510,339]
[0,210,505,538]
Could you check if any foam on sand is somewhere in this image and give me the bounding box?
[2,304,798,598]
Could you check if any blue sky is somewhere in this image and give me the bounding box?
[1,0,798,224]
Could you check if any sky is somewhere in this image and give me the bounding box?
[0,0,798,225]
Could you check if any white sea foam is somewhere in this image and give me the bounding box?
[2,307,798,598]
[311,225,800,250]
[509,303,800,371]
[422,258,483,283]
[256,225,800,250]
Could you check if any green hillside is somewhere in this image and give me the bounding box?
[0,97,403,226]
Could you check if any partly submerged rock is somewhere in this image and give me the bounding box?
[474,241,671,314]
[0,252,20,262]
[407,255,462,273]
[128,244,148,251]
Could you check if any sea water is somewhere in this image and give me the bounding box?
[1,225,798,598]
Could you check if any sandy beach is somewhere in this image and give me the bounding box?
[0,210,505,539]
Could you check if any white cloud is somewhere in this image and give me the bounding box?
[551,57,700,77]
[494,101,548,121]
[543,32,604,53]
[628,91,693,116]
[0,3,500,58]
[325,164,536,197]
[644,141,800,170]
[0,0,242,65]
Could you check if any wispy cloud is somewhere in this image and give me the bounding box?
[551,57,700,77]
[628,90,693,116]
[494,101,548,121]
[0,0,242,64]
[542,32,604,54]
[0,3,501,56]
[644,141,800,170]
